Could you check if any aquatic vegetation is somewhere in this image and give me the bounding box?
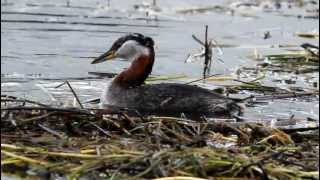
[1,95,319,179]
[296,32,319,39]
[256,43,319,74]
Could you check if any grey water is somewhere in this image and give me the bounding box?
[1,0,319,123]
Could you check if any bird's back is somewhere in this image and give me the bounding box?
[104,83,242,118]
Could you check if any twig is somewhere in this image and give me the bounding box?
[56,81,84,109]
[38,123,66,139]
[253,92,319,101]
[103,118,132,136]
[20,111,57,123]
[1,149,49,166]
[121,112,137,126]
[192,34,205,46]
[1,95,18,99]
[37,83,59,102]
[204,25,210,79]
[233,79,261,85]
[154,177,207,180]
[191,25,214,80]
[1,106,94,116]
[88,122,112,137]
[88,71,117,78]
[282,126,319,133]
[301,43,319,57]
[184,73,221,85]
[1,98,50,107]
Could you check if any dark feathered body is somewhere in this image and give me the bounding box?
[103,83,242,118]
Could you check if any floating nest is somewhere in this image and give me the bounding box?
[257,43,319,74]
[1,96,319,180]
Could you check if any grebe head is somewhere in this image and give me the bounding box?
[91,33,154,64]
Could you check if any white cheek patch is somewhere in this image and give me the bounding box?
[116,40,150,61]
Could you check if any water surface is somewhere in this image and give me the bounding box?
[1,0,319,121]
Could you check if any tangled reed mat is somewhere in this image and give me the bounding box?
[1,96,319,180]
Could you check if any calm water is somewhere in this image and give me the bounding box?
[1,0,319,122]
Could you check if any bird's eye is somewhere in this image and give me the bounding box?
[111,42,122,51]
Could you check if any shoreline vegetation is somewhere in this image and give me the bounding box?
[1,95,319,179]
[1,0,319,179]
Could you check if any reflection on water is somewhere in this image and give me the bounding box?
[1,0,319,121]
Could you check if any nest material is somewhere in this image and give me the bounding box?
[1,97,319,180]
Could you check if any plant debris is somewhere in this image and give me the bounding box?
[1,96,319,179]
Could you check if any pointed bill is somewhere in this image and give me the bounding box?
[91,50,116,64]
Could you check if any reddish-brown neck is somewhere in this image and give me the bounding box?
[112,50,155,88]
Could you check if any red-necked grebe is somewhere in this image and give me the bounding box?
[91,33,243,118]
